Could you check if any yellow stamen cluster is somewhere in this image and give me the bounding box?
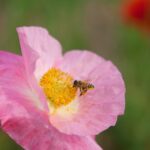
[40,68,77,108]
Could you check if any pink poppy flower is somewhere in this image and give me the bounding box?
[0,27,125,150]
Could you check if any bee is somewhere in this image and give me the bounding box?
[73,80,94,96]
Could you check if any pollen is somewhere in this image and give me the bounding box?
[40,68,77,108]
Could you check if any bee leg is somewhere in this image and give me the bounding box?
[79,87,83,96]
[80,92,83,96]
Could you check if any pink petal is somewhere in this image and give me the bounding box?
[52,50,125,136]
[0,51,46,111]
[16,26,62,81]
[2,119,102,150]
[0,89,102,150]
[0,51,102,150]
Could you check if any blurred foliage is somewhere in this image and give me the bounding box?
[0,0,150,150]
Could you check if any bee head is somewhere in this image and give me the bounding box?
[73,80,78,87]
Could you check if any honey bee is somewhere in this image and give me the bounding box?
[73,80,94,96]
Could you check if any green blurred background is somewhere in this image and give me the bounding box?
[0,0,150,150]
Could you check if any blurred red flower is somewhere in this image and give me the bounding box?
[122,0,150,32]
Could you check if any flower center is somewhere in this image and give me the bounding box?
[40,68,77,108]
